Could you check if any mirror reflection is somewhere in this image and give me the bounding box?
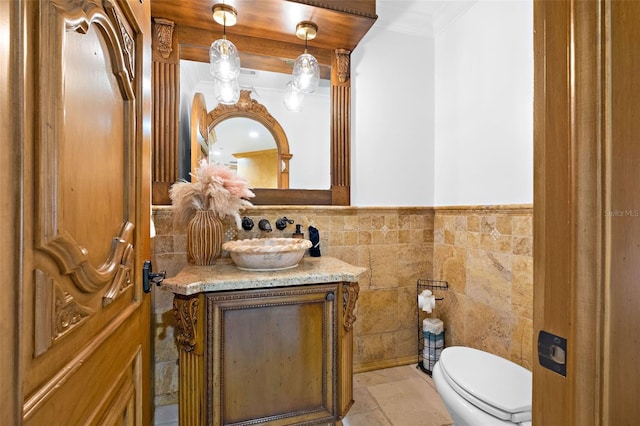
[179,59,331,190]
[213,117,278,188]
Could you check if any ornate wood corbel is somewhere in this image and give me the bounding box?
[343,282,359,332]
[173,296,199,352]
[335,49,351,84]
[153,18,175,60]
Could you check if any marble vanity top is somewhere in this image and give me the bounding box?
[162,256,368,296]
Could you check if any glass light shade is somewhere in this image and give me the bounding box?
[283,81,304,112]
[215,77,240,105]
[292,52,319,94]
[209,38,241,82]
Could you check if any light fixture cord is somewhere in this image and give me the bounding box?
[222,1,227,38]
[223,13,227,38]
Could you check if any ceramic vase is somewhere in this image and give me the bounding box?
[187,210,224,265]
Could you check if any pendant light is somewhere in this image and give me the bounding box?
[292,21,320,94]
[283,81,304,112]
[214,77,240,105]
[210,4,240,83]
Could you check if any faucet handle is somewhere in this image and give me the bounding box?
[275,216,294,230]
[241,217,254,231]
[258,218,272,232]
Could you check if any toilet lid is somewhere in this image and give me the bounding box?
[439,346,532,423]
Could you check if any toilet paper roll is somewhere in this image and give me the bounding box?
[418,290,436,313]
[423,346,443,359]
[423,331,445,347]
[423,318,444,334]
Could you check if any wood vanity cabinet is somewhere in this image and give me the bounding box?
[169,259,363,426]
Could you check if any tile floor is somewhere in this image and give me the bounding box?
[154,364,453,426]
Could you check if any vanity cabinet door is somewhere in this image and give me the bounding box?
[206,284,339,426]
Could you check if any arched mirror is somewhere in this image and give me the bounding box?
[190,89,293,189]
[214,117,280,189]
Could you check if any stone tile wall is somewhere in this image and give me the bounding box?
[431,205,534,369]
[151,205,434,406]
[151,204,534,406]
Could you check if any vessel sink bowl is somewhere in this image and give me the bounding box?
[222,238,312,271]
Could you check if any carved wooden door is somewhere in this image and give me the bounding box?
[19,0,152,424]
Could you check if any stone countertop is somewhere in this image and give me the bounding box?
[162,256,368,296]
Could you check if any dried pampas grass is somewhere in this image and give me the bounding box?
[170,159,255,229]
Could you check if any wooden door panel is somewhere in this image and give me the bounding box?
[22,0,151,423]
[36,0,136,292]
[60,21,127,266]
[206,285,338,425]
[25,323,143,425]
[223,303,327,420]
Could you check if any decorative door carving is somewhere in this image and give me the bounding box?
[18,0,152,423]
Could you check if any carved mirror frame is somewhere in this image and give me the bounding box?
[151,19,352,206]
[191,90,292,189]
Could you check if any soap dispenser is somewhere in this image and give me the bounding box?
[292,224,304,239]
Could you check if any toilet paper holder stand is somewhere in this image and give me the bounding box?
[417,278,449,376]
[417,278,448,300]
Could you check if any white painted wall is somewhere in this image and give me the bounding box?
[434,0,533,205]
[351,0,532,207]
[352,26,435,206]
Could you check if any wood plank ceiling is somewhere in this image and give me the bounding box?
[150,0,377,66]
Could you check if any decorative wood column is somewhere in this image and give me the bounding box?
[338,282,359,417]
[331,49,351,206]
[173,294,205,426]
[152,18,179,204]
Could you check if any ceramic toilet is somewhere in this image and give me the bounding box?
[432,346,532,426]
